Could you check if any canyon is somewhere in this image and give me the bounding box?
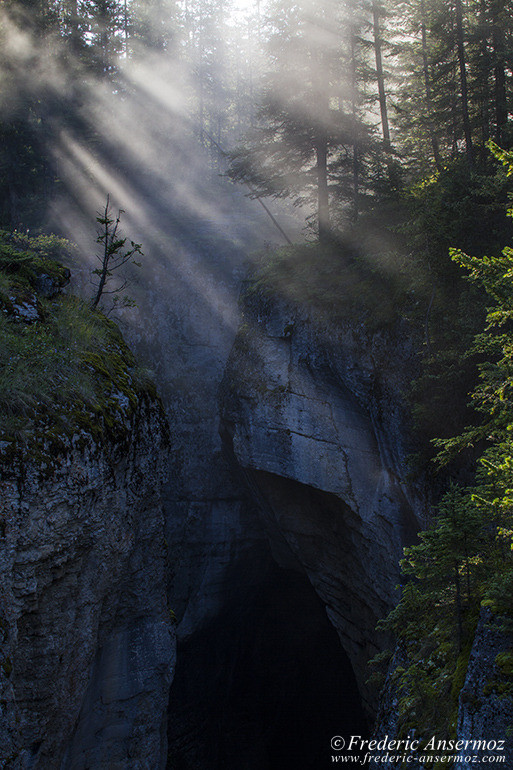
[1,202,511,769]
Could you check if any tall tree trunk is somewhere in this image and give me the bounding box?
[101,29,108,75]
[256,0,261,48]
[248,18,255,127]
[478,0,491,146]
[351,26,359,221]
[464,531,472,603]
[451,60,459,155]
[198,61,204,146]
[235,48,242,139]
[372,0,391,153]
[314,80,330,240]
[454,561,463,652]
[420,0,442,171]
[316,132,330,242]
[66,0,81,54]
[455,0,474,166]
[123,0,130,58]
[491,0,507,143]
[312,25,330,242]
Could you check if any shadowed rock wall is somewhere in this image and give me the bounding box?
[0,399,174,769]
[220,289,425,714]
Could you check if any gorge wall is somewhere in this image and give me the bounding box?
[163,272,513,767]
[141,238,428,766]
[219,288,424,716]
[3,224,511,768]
[0,304,174,768]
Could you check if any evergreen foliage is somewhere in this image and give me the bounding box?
[378,145,513,752]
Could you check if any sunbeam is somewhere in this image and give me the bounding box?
[2,0,511,767]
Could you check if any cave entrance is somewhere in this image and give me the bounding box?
[167,560,368,769]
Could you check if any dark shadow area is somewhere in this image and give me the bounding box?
[167,560,368,770]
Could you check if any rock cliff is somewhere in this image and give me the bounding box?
[218,285,513,764]
[456,609,513,766]
[372,607,513,768]
[0,397,174,769]
[11,221,507,766]
[126,246,429,764]
[0,248,175,769]
[220,287,425,715]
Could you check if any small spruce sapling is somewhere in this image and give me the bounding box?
[90,195,143,313]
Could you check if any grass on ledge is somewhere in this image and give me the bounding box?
[0,231,155,446]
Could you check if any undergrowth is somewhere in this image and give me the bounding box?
[251,233,412,331]
[0,230,156,452]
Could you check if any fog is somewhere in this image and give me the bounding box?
[0,0,397,361]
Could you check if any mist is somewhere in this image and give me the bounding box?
[3,0,512,766]
[1,0,388,414]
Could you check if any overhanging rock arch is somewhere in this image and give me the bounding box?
[220,289,423,717]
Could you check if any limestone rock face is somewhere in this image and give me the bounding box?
[0,399,174,769]
[221,290,425,713]
[456,608,513,766]
[372,609,513,768]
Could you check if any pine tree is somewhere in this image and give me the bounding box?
[372,0,391,155]
[228,0,379,237]
[81,0,125,75]
[380,143,513,746]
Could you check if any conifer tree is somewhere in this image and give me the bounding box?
[228,0,379,236]
[379,143,513,746]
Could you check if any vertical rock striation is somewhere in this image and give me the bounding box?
[0,398,174,769]
[220,289,425,714]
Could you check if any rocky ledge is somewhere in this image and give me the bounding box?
[0,242,175,769]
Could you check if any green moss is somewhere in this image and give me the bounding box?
[0,230,71,291]
[483,679,511,697]
[0,230,164,475]
[484,649,513,699]
[496,651,513,676]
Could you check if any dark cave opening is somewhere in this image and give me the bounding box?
[167,559,368,770]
